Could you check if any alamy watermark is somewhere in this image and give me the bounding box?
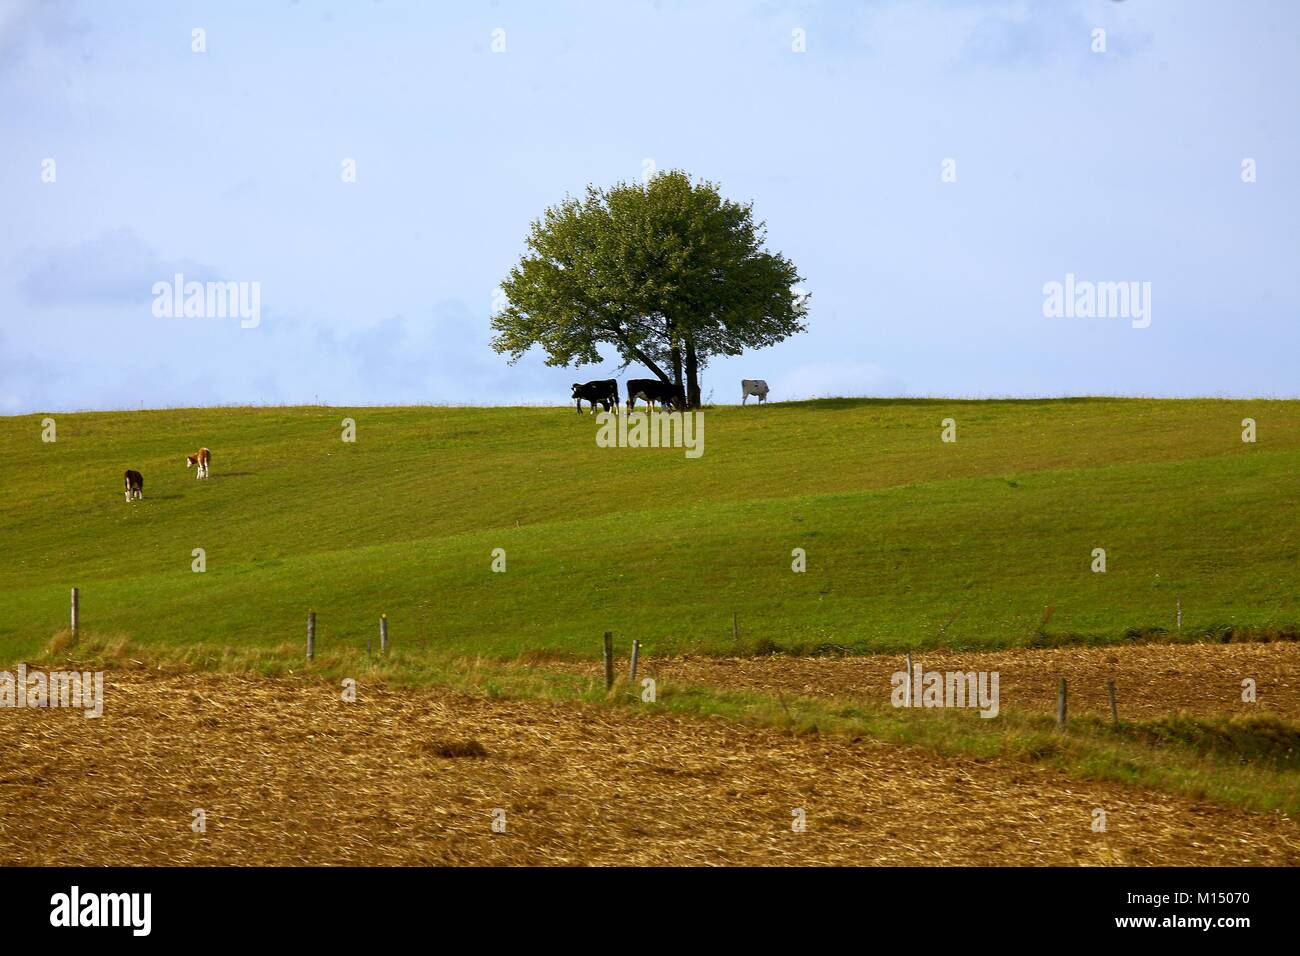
[891,665,999,718]
[50,886,150,936]
[595,410,704,459]
[1043,273,1151,329]
[1,665,104,717]
[152,273,261,328]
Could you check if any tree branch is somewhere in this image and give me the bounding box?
[606,325,673,383]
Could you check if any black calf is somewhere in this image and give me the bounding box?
[123,469,143,502]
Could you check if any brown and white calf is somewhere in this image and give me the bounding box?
[123,470,144,501]
[186,447,211,479]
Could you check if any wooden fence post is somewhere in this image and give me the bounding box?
[905,651,913,708]
[70,587,79,638]
[1107,680,1118,725]
[1056,678,1067,727]
[380,614,389,656]
[307,610,316,661]
[603,632,614,690]
[629,640,640,683]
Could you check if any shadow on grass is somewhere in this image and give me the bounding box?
[765,396,1142,412]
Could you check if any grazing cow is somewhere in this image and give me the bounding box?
[186,447,211,479]
[626,378,685,412]
[571,380,619,414]
[123,470,144,502]
[741,379,770,404]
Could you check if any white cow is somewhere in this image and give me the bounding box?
[741,379,769,404]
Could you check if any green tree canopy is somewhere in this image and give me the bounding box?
[491,170,807,408]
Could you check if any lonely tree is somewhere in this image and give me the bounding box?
[491,171,807,408]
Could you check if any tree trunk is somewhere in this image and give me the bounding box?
[669,328,684,392]
[665,319,685,409]
[685,338,701,409]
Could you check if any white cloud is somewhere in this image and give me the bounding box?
[776,361,906,401]
[17,229,219,308]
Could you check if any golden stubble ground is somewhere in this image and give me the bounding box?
[552,642,1300,721]
[0,664,1297,866]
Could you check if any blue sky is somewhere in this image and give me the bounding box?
[1,0,1297,413]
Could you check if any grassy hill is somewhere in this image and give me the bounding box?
[1,398,1297,663]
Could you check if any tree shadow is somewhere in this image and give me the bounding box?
[767,396,1135,412]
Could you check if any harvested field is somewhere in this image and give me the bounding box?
[546,642,1300,721]
[1,669,1297,866]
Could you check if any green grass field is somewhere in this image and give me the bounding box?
[1,398,1297,663]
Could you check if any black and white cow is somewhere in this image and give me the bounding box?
[572,379,619,413]
[741,379,770,404]
[626,378,685,412]
[123,470,144,502]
